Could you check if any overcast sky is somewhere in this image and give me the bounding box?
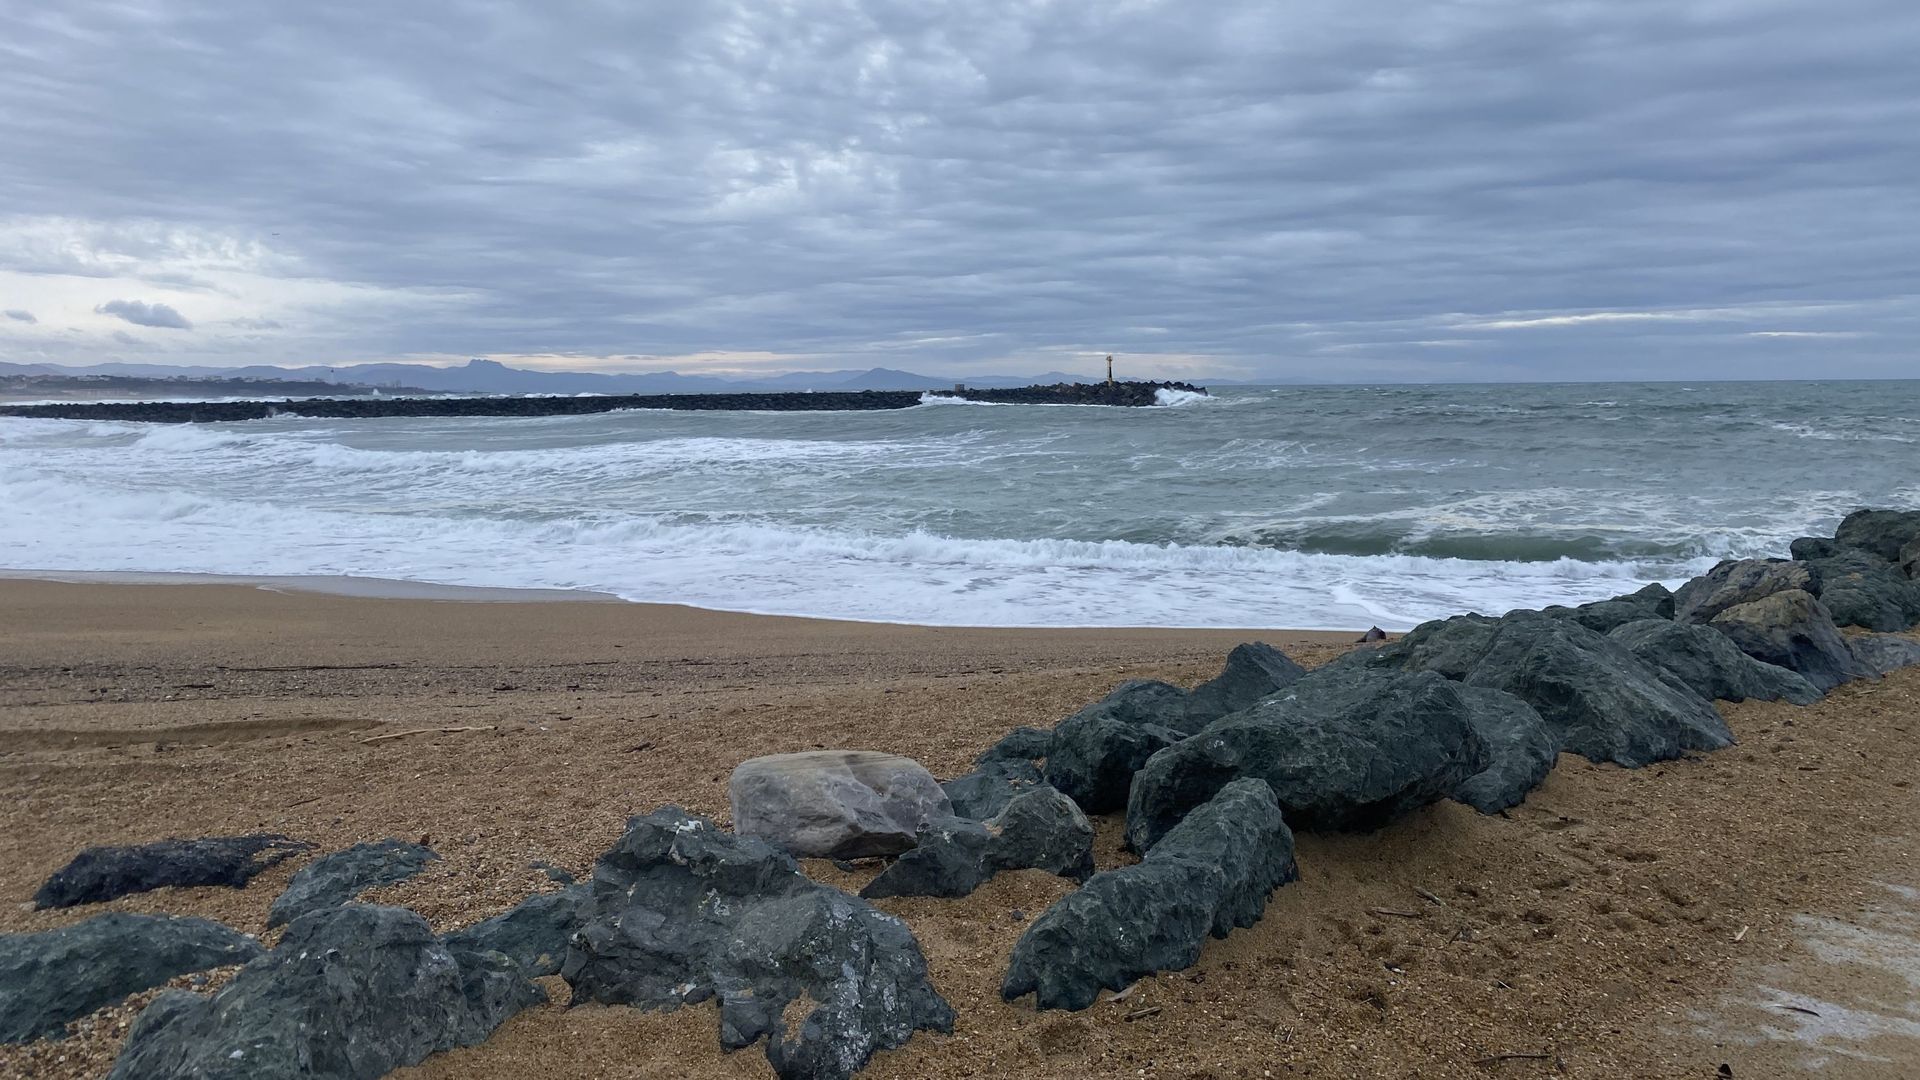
[1,1,1915,381]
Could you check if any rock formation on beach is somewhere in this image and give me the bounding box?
[562,808,954,1080]
[0,915,261,1045]
[266,838,439,928]
[106,905,541,1080]
[32,835,313,910]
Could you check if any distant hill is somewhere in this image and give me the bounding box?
[0,359,1110,395]
[0,372,434,402]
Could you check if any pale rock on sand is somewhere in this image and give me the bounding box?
[729,749,951,859]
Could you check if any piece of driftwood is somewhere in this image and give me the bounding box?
[360,725,494,743]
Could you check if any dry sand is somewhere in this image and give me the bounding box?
[2,578,1918,1079]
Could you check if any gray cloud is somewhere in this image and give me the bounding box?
[95,299,193,329]
[3,309,33,323]
[3,1,1918,379]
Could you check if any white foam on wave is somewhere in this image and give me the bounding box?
[916,393,999,406]
[0,461,1683,630]
[1153,388,1211,407]
[1770,421,1915,444]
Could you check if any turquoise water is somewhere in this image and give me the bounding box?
[2,381,1913,629]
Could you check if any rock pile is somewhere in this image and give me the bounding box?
[107,905,542,1080]
[861,785,1095,899]
[991,509,1920,1010]
[562,808,954,1080]
[1044,643,1305,812]
[1002,779,1297,1009]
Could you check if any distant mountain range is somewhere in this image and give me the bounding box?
[0,358,1118,395]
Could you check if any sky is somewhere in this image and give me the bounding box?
[0,0,1915,382]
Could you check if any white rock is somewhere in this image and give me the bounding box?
[728,750,953,859]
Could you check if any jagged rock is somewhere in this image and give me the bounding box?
[1450,686,1559,814]
[32,835,313,910]
[1627,582,1678,618]
[1542,583,1675,635]
[1810,551,1920,631]
[1043,708,1184,814]
[1709,590,1861,693]
[1675,559,1817,624]
[266,839,438,929]
[1,915,260,1044]
[1338,612,1503,679]
[107,905,540,1080]
[1125,668,1488,851]
[1464,614,1734,765]
[1833,508,1920,562]
[1185,643,1308,719]
[1791,536,1838,561]
[562,808,953,1080]
[1609,618,1822,705]
[862,786,1094,899]
[1003,779,1296,1011]
[1850,634,1920,676]
[942,727,1052,819]
[1356,611,1734,768]
[1902,536,1920,580]
[1087,679,1207,732]
[1038,646,1308,815]
[444,884,591,977]
[975,726,1053,767]
[729,750,952,859]
[942,759,1042,820]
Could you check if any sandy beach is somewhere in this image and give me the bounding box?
[4,578,1919,1079]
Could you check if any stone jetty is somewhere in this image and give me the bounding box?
[0,380,1205,423]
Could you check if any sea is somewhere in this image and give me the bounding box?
[2,381,1914,631]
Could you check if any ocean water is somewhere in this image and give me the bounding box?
[2,381,1914,630]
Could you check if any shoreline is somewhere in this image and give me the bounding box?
[0,567,1378,632]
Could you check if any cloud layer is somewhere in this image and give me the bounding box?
[1,1,1916,379]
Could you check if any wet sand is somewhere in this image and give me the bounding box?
[2,578,1917,1079]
